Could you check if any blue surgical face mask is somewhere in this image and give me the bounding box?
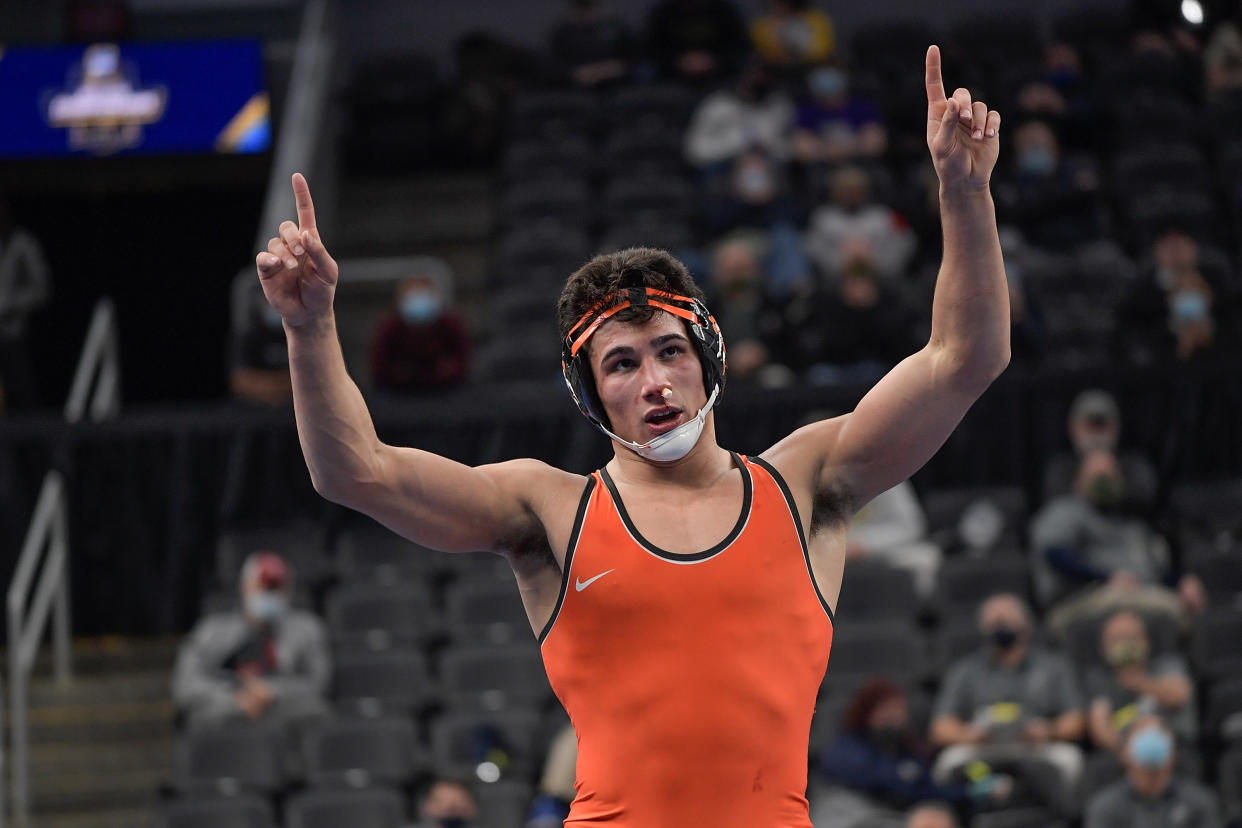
[1129,726,1172,769]
[809,68,847,99]
[401,291,442,324]
[1018,147,1057,176]
[1171,289,1208,323]
[245,591,286,623]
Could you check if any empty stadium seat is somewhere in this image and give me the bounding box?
[326,582,439,649]
[820,621,926,698]
[153,794,275,828]
[509,89,600,140]
[335,518,442,584]
[935,555,1033,621]
[302,715,425,788]
[445,580,532,641]
[332,648,433,715]
[475,780,536,828]
[1220,744,1242,823]
[439,643,552,711]
[834,560,920,623]
[174,724,285,796]
[284,787,406,828]
[922,486,1028,552]
[971,807,1065,828]
[1193,609,1242,681]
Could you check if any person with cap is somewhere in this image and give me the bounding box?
[171,552,330,732]
[253,46,1008,827]
[368,268,471,392]
[1083,717,1223,828]
[1041,388,1157,511]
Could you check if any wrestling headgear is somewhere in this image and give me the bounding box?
[561,270,726,462]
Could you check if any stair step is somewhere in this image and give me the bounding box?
[26,670,170,706]
[29,767,164,813]
[37,807,152,828]
[29,738,174,776]
[26,637,180,675]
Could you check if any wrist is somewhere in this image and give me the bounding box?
[939,183,993,206]
[285,311,336,338]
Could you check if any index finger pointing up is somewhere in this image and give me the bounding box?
[925,44,946,105]
[292,172,317,231]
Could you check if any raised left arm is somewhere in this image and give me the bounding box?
[767,45,1009,510]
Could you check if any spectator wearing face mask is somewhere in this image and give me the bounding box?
[804,165,915,283]
[171,552,330,733]
[1086,610,1197,754]
[929,593,1085,818]
[1030,449,1208,635]
[993,119,1104,250]
[1117,225,1241,366]
[415,777,481,828]
[791,65,886,164]
[813,678,979,827]
[1041,390,1157,511]
[684,57,794,173]
[1084,718,1223,828]
[369,272,471,392]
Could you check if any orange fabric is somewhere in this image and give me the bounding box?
[540,454,834,827]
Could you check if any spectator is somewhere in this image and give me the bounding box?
[546,0,636,89]
[1204,16,1242,99]
[993,118,1104,250]
[230,284,293,407]
[684,58,794,171]
[795,250,917,385]
[527,723,577,827]
[645,0,749,84]
[804,165,914,283]
[369,271,471,392]
[791,66,887,165]
[1086,610,1197,753]
[703,239,790,384]
[813,678,976,827]
[905,801,960,828]
[847,481,942,598]
[1041,389,1158,510]
[1030,448,1208,632]
[1117,226,1241,365]
[700,148,802,237]
[1083,717,1223,828]
[415,777,481,828]
[0,196,51,413]
[750,0,835,70]
[1012,43,1098,152]
[171,552,330,733]
[930,593,1085,817]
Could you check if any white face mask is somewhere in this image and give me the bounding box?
[599,385,719,463]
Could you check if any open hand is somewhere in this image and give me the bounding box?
[255,173,338,327]
[925,45,1001,194]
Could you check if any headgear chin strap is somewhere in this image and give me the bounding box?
[562,279,727,462]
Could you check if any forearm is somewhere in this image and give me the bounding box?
[931,715,982,746]
[928,190,1010,384]
[285,314,384,501]
[1052,711,1085,742]
[1136,673,1192,709]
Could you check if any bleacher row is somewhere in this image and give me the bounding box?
[155,474,1242,827]
[465,10,1242,383]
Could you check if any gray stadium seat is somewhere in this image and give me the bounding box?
[475,780,535,828]
[153,794,275,828]
[439,644,552,711]
[835,560,920,623]
[302,715,425,789]
[335,518,441,585]
[1221,745,1242,824]
[1193,609,1242,681]
[820,621,926,698]
[325,582,439,649]
[935,555,1032,621]
[284,787,406,828]
[970,808,1065,828]
[332,648,433,715]
[174,724,285,796]
[922,486,1027,552]
[215,518,330,590]
[1207,677,1242,744]
[445,580,532,643]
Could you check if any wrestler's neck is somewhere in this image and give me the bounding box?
[607,416,734,490]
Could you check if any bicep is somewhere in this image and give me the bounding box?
[338,447,550,555]
[826,346,984,506]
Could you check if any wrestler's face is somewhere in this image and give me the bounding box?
[590,311,707,446]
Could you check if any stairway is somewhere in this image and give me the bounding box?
[14,637,180,828]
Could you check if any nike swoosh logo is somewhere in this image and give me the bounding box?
[575,569,615,592]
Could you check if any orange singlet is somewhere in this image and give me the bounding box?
[539,453,835,827]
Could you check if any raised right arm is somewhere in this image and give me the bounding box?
[257,174,559,553]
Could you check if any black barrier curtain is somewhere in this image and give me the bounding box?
[0,363,1239,636]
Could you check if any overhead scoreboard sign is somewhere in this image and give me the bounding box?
[0,39,271,157]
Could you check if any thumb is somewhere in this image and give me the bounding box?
[931,98,960,158]
[301,230,337,284]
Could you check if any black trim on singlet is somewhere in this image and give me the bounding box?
[597,451,752,563]
[538,475,597,645]
[747,455,835,624]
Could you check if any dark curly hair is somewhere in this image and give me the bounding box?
[557,247,705,349]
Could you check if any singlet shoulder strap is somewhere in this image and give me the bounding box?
[537,473,598,645]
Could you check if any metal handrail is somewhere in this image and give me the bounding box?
[7,295,119,825]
